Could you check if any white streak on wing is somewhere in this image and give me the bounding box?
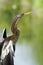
[1,40,14,60]
[0,28,6,42]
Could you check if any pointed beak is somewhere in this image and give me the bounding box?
[14,11,32,25]
[24,12,32,15]
[17,11,32,18]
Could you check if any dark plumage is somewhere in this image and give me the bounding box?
[3,29,7,39]
[0,13,24,65]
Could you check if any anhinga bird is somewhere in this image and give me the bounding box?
[0,12,31,65]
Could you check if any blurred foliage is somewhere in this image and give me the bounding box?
[0,0,43,65]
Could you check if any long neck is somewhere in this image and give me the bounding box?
[11,13,24,34]
[11,16,19,34]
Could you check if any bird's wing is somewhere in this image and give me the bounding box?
[0,28,7,42]
[1,40,14,60]
[0,28,7,55]
[3,28,7,39]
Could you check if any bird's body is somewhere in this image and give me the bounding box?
[0,14,21,56]
[0,14,23,65]
[0,12,31,65]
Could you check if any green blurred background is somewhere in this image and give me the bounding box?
[0,0,43,65]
